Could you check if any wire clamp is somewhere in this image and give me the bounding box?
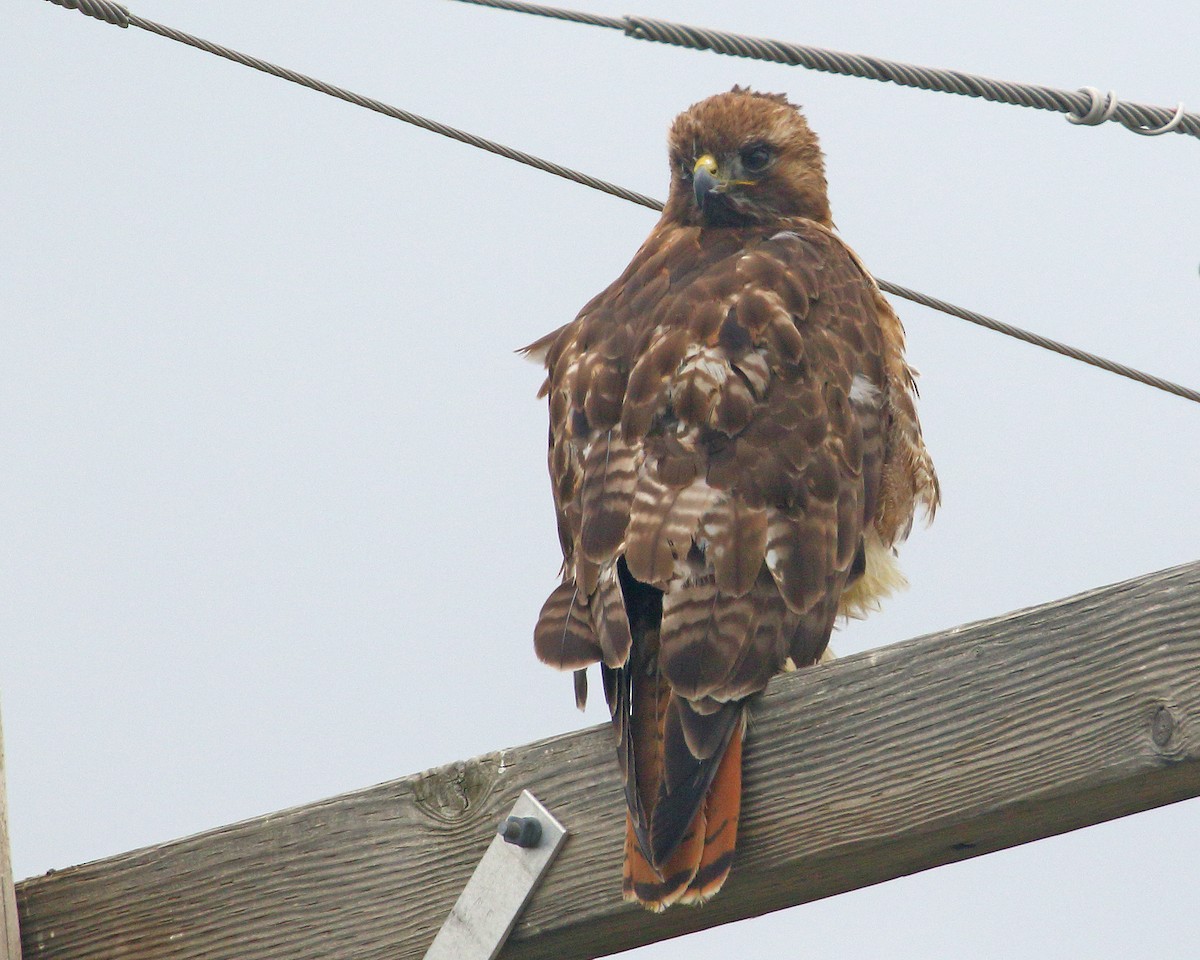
[1066,87,1119,126]
[1128,101,1187,137]
[1066,86,1185,137]
[423,790,567,960]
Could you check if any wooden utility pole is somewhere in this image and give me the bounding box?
[1,705,22,960]
[14,561,1200,960]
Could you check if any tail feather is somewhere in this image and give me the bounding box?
[620,702,746,911]
[679,718,743,905]
[649,696,740,864]
[609,556,747,910]
[622,809,705,911]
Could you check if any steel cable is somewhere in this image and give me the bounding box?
[35,0,1200,405]
[451,0,1198,141]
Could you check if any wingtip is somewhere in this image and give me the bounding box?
[518,323,568,365]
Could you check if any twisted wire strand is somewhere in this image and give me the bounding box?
[876,282,1200,405]
[42,0,129,27]
[451,0,1198,141]
[36,0,1200,405]
[129,16,663,210]
[443,0,623,29]
[41,0,661,206]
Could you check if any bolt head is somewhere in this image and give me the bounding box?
[498,815,543,848]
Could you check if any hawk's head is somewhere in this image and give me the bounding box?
[665,88,832,228]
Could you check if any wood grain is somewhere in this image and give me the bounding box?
[16,561,1200,960]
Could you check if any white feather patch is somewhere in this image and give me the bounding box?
[849,373,881,407]
[838,530,908,619]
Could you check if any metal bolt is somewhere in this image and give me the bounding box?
[498,815,543,848]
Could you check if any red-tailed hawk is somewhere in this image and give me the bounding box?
[525,88,938,910]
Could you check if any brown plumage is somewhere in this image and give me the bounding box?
[527,88,938,910]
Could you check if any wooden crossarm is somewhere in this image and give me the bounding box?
[16,560,1200,960]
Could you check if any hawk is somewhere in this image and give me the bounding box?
[524,88,937,910]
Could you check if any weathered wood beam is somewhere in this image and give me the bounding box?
[1,707,22,960]
[16,561,1200,960]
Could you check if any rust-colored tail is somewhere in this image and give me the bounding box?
[621,718,744,911]
[607,558,746,910]
[680,718,742,905]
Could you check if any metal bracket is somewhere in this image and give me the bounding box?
[423,790,567,960]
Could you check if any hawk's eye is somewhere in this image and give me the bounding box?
[740,144,772,173]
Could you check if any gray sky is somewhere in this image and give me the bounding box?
[4,0,1199,957]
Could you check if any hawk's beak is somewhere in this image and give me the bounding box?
[693,154,721,209]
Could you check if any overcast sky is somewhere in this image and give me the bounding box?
[4,0,1199,957]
